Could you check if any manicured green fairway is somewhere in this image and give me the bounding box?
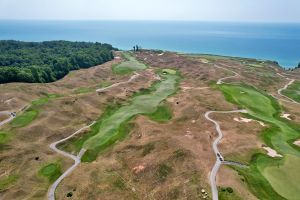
[220,84,300,200]
[112,52,147,74]
[263,155,300,200]
[79,70,179,162]
[282,81,300,103]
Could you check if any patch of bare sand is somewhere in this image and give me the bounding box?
[262,146,283,158]
[293,140,300,147]
[280,113,292,120]
[234,117,265,127]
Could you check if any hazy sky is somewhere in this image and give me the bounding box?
[0,0,300,22]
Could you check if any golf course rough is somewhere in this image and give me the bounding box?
[281,81,300,103]
[11,93,61,128]
[219,84,300,200]
[81,69,180,162]
[112,52,147,74]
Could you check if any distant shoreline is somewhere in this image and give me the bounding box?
[0,20,299,68]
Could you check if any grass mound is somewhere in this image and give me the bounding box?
[10,109,38,128]
[112,52,147,74]
[39,162,62,183]
[146,103,172,122]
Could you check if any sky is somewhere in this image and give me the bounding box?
[0,0,300,22]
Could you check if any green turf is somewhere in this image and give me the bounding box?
[10,109,38,128]
[146,103,172,122]
[31,93,61,106]
[112,52,147,74]
[219,187,242,200]
[219,84,300,200]
[162,69,177,75]
[0,131,9,144]
[97,80,112,88]
[74,87,94,94]
[282,81,300,103]
[39,162,62,183]
[0,174,18,191]
[0,131,11,151]
[10,93,61,128]
[263,155,300,200]
[63,70,180,162]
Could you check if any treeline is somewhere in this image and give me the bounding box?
[0,40,117,83]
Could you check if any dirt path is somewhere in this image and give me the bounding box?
[48,73,142,200]
[0,111,15,127]
[96,72,139,93]
[205,110,247,200]
[215,65,239,84]
[47,122,95,200]
[276,73,299,104]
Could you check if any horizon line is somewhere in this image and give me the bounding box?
[1,19,300,24]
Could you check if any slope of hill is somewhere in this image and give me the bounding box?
[0,50,299,200]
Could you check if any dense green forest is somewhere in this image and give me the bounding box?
[0,40,116,83]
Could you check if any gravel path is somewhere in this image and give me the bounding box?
[48,73,141,200]
[0,111,15,127]
[205,110,247,200]
[47,122,95,200]
[276,73,299,104]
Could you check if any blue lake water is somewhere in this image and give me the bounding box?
[0,20,299,68]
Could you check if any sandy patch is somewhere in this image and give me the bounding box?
[200,58,209,64]
[281,113,292,120]
[234,117,265,127]
[3,98,14,104]
[185,130,194,139]
[293,140,300,147]
[132,165,145,174]
[158,53,164,56]
[263,146,283,158]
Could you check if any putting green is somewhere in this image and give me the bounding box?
[112,52,147,74]
[220,84,300,200]
[81,70,179,161]
[282,81,300,103]
[262,155,300,200]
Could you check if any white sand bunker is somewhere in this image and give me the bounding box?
[281,113,292,120]
[293,140,300,147]
[263,146,283,158]
[234,117,265,127]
